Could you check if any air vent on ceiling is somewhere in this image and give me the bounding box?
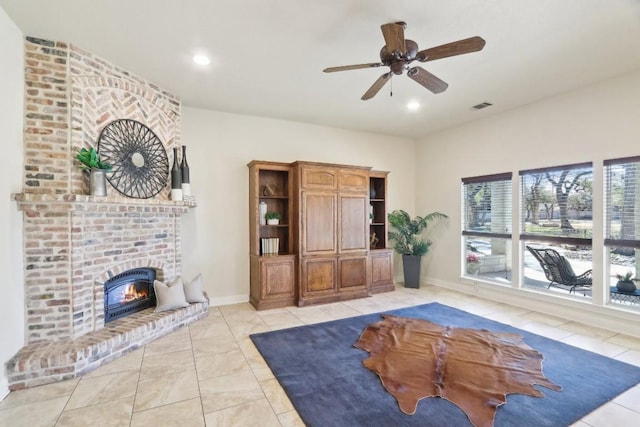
[471,102,493,110]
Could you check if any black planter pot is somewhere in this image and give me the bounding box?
[616,280,637,293]
[402,254,422,288]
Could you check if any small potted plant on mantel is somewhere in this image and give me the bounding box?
[75,147,112,196]
[265,211,281,225]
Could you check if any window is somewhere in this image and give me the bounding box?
[520,162,593,241]
[605,156,639,306]
[462,173,512,283]
[520,163,593,296]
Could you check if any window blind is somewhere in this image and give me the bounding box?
[520,162,593,244]
[605,156,640,248]
[462,172,512,238]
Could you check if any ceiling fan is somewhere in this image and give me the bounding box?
[323,21,486,100]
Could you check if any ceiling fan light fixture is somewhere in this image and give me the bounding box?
[192,54,210,66]
[323,22,486,100]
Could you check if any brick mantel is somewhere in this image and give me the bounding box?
[12,192,197,210]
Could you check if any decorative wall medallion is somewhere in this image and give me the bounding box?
[98,119,169,198]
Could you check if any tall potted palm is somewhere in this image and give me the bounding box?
[388,210,448,288]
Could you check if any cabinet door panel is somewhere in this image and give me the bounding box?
[301,257,336,295]
[370,251,393,286]
[302,192,337,255]
[339,195,367,253]
[338,256,367,291]
[250,254,296,310]
[301,166,337,190]
[261,258,295,299]
[338,169,369,192]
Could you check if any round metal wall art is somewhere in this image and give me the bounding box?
[97,119,169,199]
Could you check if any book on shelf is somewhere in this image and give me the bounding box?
[260,237,280,256]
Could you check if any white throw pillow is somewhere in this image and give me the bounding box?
[154,277,189,312]
[184,273,207,303]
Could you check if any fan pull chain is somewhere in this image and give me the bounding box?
[390,76,393,97]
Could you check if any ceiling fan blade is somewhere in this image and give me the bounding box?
[381,22,406,56]
[361,72,392,100]
[407,66,448,94]
[323,63,383,73]
[416,36,486,62]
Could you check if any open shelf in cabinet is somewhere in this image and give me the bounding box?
[249,162,293,257]
[258,170,290,255]
[368,171,393,293]
[259,223,290,255]
[369,173,388,250]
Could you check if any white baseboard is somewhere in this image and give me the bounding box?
[208,294,249,307]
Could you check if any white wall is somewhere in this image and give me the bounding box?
[0,7,24,398]
[415,69,640,333]
[180,107,416,303]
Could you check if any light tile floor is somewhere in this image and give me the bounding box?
[2,284,640,426]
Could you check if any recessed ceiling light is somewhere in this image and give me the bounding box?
[407,101,420,111]
[192,54,210,66]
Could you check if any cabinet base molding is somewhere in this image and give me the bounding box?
[297,288,371,307]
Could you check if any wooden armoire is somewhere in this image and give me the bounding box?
[248,160,393,310]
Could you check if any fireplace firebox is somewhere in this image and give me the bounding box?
[104,268,157,323]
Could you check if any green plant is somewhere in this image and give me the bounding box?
[75,147,112,171]
[616,271,634,282]
[265,211,281,220]
[388,210,448,256]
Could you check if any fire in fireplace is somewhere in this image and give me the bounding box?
[104,268,157,323]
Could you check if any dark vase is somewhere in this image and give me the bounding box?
[171,147,182,189]
[402,254,422,288]
[181,145,191,196]
[181,146,190,183]
[616,280,637,293]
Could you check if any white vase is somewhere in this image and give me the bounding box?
[267,218,279,225]
[259,202,267,225]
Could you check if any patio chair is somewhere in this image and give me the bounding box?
[526,246,592,294]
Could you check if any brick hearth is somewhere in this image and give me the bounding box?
[5,301,208,390]
[5,36,204,390]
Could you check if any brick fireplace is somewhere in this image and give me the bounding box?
[4,37,207,390]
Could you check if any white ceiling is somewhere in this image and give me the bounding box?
[2,0,640,139]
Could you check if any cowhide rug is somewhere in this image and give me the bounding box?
[354,315,561,427]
